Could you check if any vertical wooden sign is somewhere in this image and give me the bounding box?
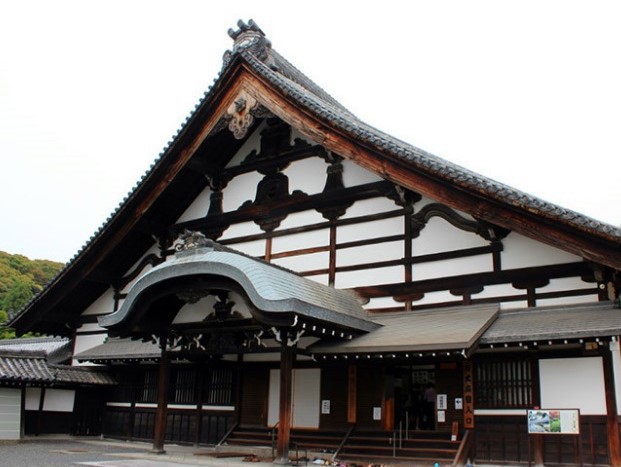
[347,365,357,424]
[463,360,475,429]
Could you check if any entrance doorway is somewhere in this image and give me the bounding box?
[390,365,435,432]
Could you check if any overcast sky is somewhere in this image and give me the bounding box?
[1,1,619,263]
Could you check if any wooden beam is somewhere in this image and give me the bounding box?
[601,343,621,466]
[275,335,295,464]
[152,341,170,454]
[353,262,590,299]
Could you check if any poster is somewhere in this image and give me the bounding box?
[527,409,580,434]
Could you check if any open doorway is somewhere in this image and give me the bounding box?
[391,365,436,432]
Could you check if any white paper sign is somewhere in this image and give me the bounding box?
[437,410,446,423]
[455,398,463,410]
[321,400,330,414]
[437,394,447,410]
[373,407,382,420]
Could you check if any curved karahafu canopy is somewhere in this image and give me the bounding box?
[99,240,378,337]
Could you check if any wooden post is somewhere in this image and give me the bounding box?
[275,332,294,464]
[347,365,357,424]
[602,342,621,466]
[152,338,170,454]
[533,434,544,466]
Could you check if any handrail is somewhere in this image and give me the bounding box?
[216,421,239,447]
[332,423,356,461]
[270,422,279,459]
[452,429,474,467]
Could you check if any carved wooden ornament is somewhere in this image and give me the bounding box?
[227,91,258,139]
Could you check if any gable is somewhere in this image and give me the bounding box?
[9,21,620,336]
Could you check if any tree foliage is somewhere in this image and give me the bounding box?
[0,251,64,339]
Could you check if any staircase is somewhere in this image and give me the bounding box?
[223,426,463,464]
[337,429,460,465]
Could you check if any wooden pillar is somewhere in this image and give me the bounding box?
[533,435,544,466]
[152,340,170,454]
[602,342,621,466]
[275,333,295,464]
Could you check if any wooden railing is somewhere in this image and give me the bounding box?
[452,429,473,467]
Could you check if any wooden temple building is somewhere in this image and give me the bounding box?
[9,20,621,465]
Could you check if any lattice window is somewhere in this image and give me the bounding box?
[475,359,533,408]
[140,369,158,403]
[203,368,233,405]
[170,368,196,404]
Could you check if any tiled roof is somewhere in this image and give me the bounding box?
[75,338,160,362]
[310,304,499,354]
[480,302,621,344]
[99,242,378,334]
[0,337,71,364]
[0,350,115,386]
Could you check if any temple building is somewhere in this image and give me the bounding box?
[8,20,621,465]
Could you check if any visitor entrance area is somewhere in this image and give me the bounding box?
[389,365,436,433]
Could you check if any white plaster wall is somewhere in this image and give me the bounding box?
[76,322,106,334]
[415,290,461,307]
[268,368,321,428]
[337,240,403,267]
[271,228,329,255]
[539,357,606,415]
[341,196,399,220]
[0,388,21,440]
[338,216,403,243]
[119,244,161,295]
[176,185,212,223]
[335,266,404,289]
[80,288,115,316]
[220,221,264,242]
[285,157,328,195]
[42,389,75,412]
[413,255,493,281]
[222,172,264,212]
[413,216,488,256]
[341,159,383,187]
[277,210,326,231]
[25,387,42,410]
[73,333,107,365]
[502,233,582,269]
[222,238,265,257]
[172,292,253,324]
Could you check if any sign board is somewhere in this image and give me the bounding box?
[373,407,381,420]
[437,394,447,410]
[455,398,463,410]
[321,400,330,414]
[437,410,446,423]
[463,360,474,429]
[527,409,580,435]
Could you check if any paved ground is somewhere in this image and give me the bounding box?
[0,438,279,467]
[0,437,480,466]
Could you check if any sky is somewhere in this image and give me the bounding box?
[1,1,619,263]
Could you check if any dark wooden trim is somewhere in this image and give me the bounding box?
[152,345,170,454]
[329,225,337,286]
[275,338,295,464]
[601,345,621,465]
[174,181,393,236]
[353,262,590,299]
[219,208,408,245]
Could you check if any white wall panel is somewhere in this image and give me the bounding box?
[73,333,107,365]
[220,221,264,242]
[0,388,21,440]
[222,172,264,212]
[81,288,115,316]
[335,266,404,289]
[413,255,493,281]
[338,217,403,243]
[25,387,42,410]
[272,228,329,253]
[285,158,327,195]
[272,251,329,274]
[341,197,400,219]
[341,159,383,187]
[225,121,265,168]
[268,369,321,428]
[337,241,403,267]
[413,217,488,256]
[539,357,606,415]
[502,233,581,269]
[176,186,212,222]
[43,389,75,413]
[277,210,326,231]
